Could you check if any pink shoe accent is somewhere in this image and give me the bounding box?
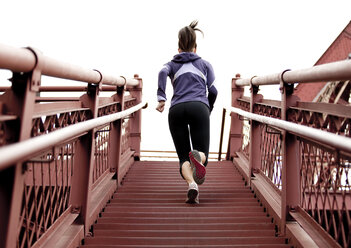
[189,150,206,185]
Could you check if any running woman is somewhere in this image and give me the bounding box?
[156,20,218,204]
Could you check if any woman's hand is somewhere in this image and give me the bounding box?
[156,101,165,113]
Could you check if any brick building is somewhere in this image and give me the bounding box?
[294,21,351,103]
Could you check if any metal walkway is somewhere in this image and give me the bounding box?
[81,161,291,247]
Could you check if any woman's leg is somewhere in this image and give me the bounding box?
[188,102,210,166]
[169,103,199,203]
[168,103,192,182]
[181,161,195,185]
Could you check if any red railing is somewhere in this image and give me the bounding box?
[0,43,146,248]
[228,59,351,248]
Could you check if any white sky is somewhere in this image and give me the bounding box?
[1,0,350,154]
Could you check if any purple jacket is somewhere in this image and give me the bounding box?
[157,52,217,111]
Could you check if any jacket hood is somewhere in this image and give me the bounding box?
[172,52,201,63]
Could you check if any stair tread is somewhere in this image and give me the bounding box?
[80,161,289,247]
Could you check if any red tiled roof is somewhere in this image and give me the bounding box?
[294,21,351,101]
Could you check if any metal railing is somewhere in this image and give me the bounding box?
[0,101,146,171]
[228,59,351,248]
[0,43,139,87]
[0,43,146,248]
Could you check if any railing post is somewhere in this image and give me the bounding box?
[0,47,41,247]
[127,74,143,160]
[249,78,263,183]
[280,75,300,234]
[227,74,244,160]
[109,86,125,185]
[70,83,100,234]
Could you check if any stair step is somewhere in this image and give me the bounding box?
[97,216,272,224]
[84,236,288,246]
[93,229,276,237]
[93,222,276,231]
[80,161,290,247]
[101,205,266,211]
[82,245,291,248]
[101,210,266,218]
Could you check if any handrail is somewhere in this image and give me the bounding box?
[0,43,139,86]
[0,101,147,171]
[0,85,117,92]
[228,106,351,153]
[235,59,351,86]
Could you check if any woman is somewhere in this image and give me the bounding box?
[156,20,217,204]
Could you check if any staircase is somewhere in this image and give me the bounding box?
[81,160,292,247]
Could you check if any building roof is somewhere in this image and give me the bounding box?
[293,21,351,102]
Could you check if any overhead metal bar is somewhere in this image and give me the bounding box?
[235,59,351,86]
[0,43,139,86]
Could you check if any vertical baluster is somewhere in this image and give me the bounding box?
[127,75,143,160]
[109,86,124,185]
[249,77,263,185]
[280,72,300,234]
[70,83,99,234]
[227,74,244,161]
[0,47,41,248]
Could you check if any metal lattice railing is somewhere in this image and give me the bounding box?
[0,43,146,248]
[260,125,282,189]
[300,138,351,247]
[228,58,351,247]
[19,142,74,248]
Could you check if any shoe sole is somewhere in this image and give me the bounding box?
[189,150,206,185]
[186,188,198,204]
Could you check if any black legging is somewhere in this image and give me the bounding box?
[168,101,210,178]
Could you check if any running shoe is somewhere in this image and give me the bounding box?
[189,150,206,185]
[186,182,199,204]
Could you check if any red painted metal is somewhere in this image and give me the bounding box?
[0,24,350,248]
[0,68,38,248]
[226,75,244,161]
[0,43,139,87]
[229,57,351,247]
[0,86,117,92]
[235,59,351,86]
[81,161,291,247]
[229,107,351,154]
[249,82,263,181]
[0,43,145,248]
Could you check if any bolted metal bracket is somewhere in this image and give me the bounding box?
[250,76,259,94]
[93,69,103,91]
[279,69,295,96]
[71,206,81,214]
[25,47,43,92]
[87,82,100,96]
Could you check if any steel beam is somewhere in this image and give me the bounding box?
[0,43,138,86]
[235,60,351,86]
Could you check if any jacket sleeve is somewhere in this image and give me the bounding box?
[206,62,217,112]
[157,64,171,102]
